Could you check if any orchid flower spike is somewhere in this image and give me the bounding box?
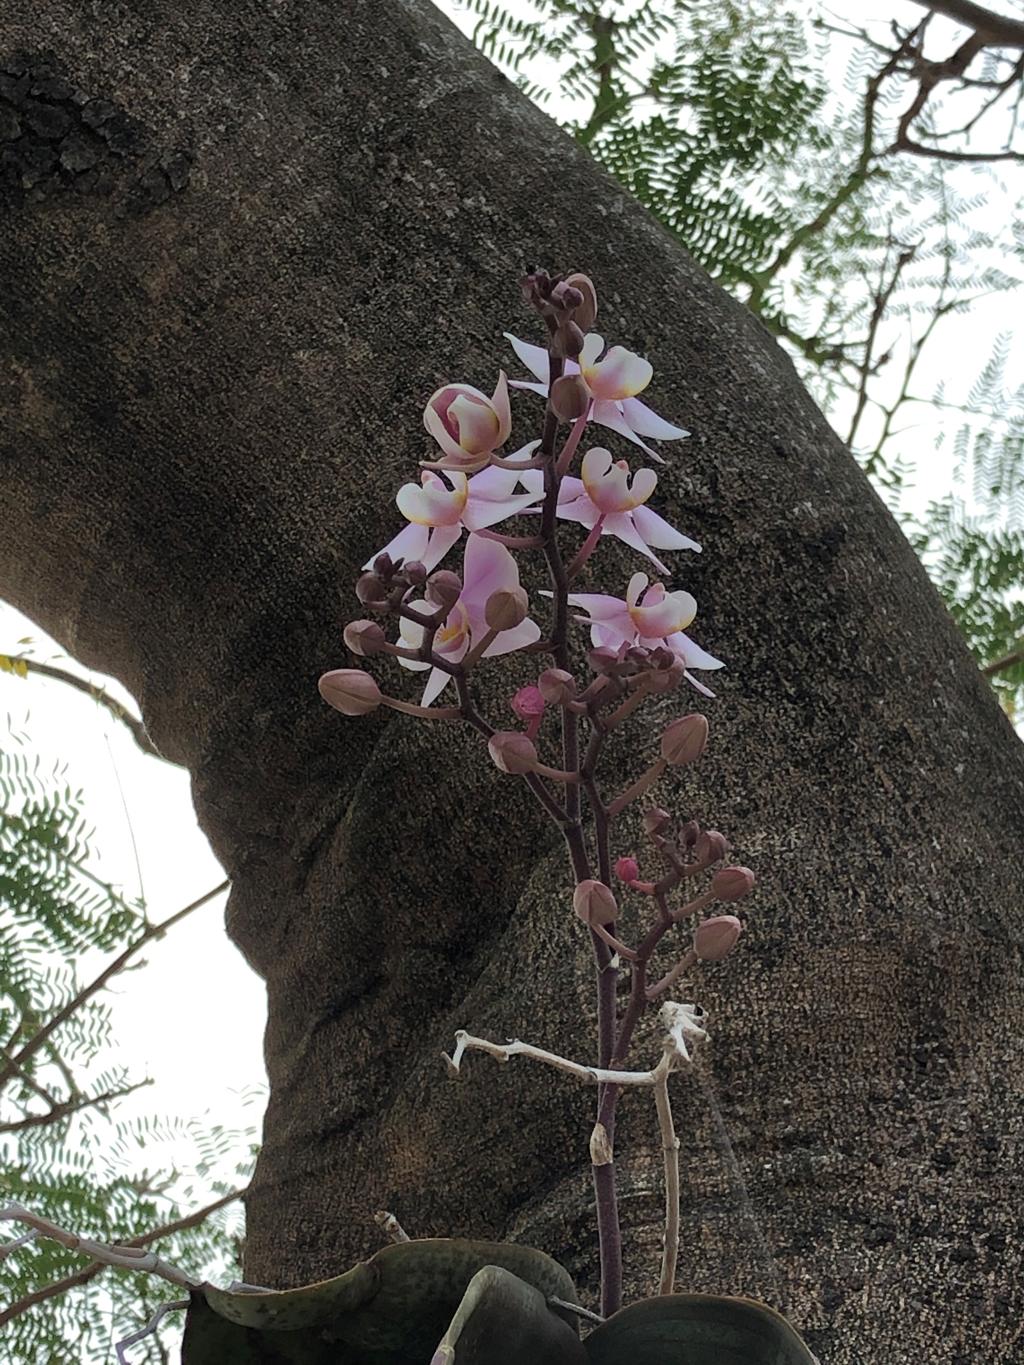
[397,534,541,705]
[504,333,688,462]
[522,448,699,573]
[365,467,543,573]
[568,571,724,697]
[423,373,512,472]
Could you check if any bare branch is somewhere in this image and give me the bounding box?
[0,1187,245,1329]
[982,640,1024,677]
[0,881,230,1092]
[3,658,169,762]
[911,1,1024,49]
[0,1077,152,1133]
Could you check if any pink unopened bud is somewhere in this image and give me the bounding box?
[573,879,618,928]
[343,620,387,657]
[615,856,640,885]
[318,668,382,717]
[694,914,743,961]
[426,570,462,612]
[648,658,685,693]
[553,320,585,359]
[711,866,756,902]
[695,829,729,864]
[550,373,591,422]
[510,685,545,722]
[564,272,598,332]
[680,820,701,849]
[644,806,673,836]
[487,731,538,775]
[485,585,529,632]
[355,571,388,609]
[660,713,709,766]
[537,668,576,704]
[404,560,428,586]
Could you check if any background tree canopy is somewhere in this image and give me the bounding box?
[453,0,1024,709]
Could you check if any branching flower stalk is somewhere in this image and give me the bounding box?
[319,269,755,1317]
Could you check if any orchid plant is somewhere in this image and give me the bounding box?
[318,269,756,1319]
[0,270,805,1363]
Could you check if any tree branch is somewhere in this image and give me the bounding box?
[0,1188,245,1329]
[0,881,230,1091]
[912,0,1024,49]
[3,658,170,763]
[982,640,1024,677]
[0,1077,152,1133]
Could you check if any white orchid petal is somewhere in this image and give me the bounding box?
[602,513,669,573]
[504,333,553,384]
[466,465,523,500]
[421,523,464,571]
[668,631,724,671]
[508,380,550,398]
[591,621,633,650]
[580,333,604,367]
[626,572,651,608]
[462,492,543,532]
[619,397,690,440]
[460,534,520,617]
[583,346,653,401]
[683,670,717,698]
[421,667,455,706]
[591,401,667,462]
[567,591,632,620]
[631,505,702,552]
[396,479,467,527]
[483,616,542,658]
[363,522,431,572]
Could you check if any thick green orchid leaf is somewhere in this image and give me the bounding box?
[583,1293,818,1364]
[432,1265,588,1364]
[181,1238,580,1364]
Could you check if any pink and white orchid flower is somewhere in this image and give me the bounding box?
[568,571,724,697]
[365,466,543,572]
[398,535,541,705]
[521,448,700,573]
[504,333,688,462]
[423,372,512,472]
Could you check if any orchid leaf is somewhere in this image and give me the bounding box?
[583,1293,818,1364]
[181,1237,579,1363]
[432,1264,587,1364]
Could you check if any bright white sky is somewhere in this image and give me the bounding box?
[1,0,1020,1301]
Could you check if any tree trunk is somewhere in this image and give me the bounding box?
[2,4,1021,1361]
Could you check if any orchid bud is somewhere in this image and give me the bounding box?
[573,879,618,928]
[510,685,545,723]
[485,585,529,632]
[711,866,756,902]
[695,829,729,863]
[537,668,576,705]
[426,570,462,612]
[355,572,389,610]
[550,373,591,422]
[487,731,538,775]
[404,560,428,586]
[318,668,382,716]
[564,272,598,331]
[550,280,583,313]
[553,320,585,359]
[373,552,395,578]
[588,646,620,675]
[343,620,387,657]
[644,806,673,836]
[660,713,709,766]
[615,856,640,885]
[694,914,743,961]
[648,659,685,693]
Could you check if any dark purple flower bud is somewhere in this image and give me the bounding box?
[660,714,709,765]
[538,668,576,704]
[695,829,729,863]
[373,552,395,577]
[550,374,590,422]
[488,731,538,775]
[356,572,388,610]
[553,320,585,359]
[485,585,529,631]
[404,560,428,586]
[644,806,673,836]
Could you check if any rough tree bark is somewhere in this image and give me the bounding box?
[1,4,1021,1362]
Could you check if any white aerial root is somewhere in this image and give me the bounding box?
[445,1000,708,1299]
[115,1298,190,1363]
[0,1204,199,1290]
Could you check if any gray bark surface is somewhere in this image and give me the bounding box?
[2,4,1022,1361]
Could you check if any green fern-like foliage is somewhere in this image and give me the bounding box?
[0,728,254,1361]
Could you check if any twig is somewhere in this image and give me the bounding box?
[652,1048,680,1295]
[3,658,168,762]
[0,1077,152,1133]
[0,1188,245,1329]
[0,1205,198,1290]
[982,639,1024,677]
[115,1299,190,1364]
[0,881,230,1091]
[374,1210,411,1243]
[444,1031,659,1088]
